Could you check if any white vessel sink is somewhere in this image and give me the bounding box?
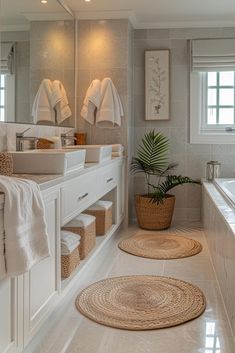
[11,149,86,175]
[65,145,112,163]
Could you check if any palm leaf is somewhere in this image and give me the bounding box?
[131,130,170,175]
[151,175,201,203]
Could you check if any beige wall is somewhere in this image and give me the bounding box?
[133,27,235,222]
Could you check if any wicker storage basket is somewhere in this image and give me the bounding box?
[85,201,113,236]
[61,247,80,278]
[62,214,96,260]
[0,152,13,176]
[135,194,175,230]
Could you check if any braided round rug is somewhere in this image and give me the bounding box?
[76,275,206,330]
[118,232,202,260]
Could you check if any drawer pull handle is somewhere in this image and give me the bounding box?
[78,193,88,201]
[107,178,113,183]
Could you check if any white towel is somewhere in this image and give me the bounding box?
[61,231,81,255]
[32,79,55,124]
[96,78,124,127]
[51,80,72,125]
[0,176,50,279]
[81,79,101,125]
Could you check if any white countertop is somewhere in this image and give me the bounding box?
[4,157,124,191]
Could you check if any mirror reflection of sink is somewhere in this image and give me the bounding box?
[11,149,86,175]
[64,145,112,163]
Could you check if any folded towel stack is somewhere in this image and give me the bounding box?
[111,144,124,157]
[61,230,81,255]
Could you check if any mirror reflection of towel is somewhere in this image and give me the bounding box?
[32,79,55,124]
[32,79,72,125]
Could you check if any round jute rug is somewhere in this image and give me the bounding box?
[76,275,206,330]
[118,232,202,260]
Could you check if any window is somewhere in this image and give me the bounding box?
[0,74,6,122]
[190,38,235,144]
[204,71,235,128]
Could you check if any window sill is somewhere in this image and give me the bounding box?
[190,130,235,144]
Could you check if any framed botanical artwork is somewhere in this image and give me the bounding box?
[145,49,170,120]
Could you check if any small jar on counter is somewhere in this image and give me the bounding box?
[206,161,221,181]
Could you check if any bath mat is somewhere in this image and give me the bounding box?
[76,275,206,330]
[118,232,202,260]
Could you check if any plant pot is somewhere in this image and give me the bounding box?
[135,194,175,230]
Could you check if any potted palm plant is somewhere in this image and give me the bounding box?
[131,130,200,230]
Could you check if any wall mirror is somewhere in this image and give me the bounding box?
[0,0,75,127]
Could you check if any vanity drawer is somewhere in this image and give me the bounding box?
[61,173,96,224]
[98,164,118,197]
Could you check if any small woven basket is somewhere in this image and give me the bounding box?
[62,221,96,260]
[37,138,55,149]
[135,194,175,230]
[0,152,13,176]
[61,247,80,278]
[86,205,112,236]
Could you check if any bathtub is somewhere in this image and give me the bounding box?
[214,178,235,207]
[202,179,235,336]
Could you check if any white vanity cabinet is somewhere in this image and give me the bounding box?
[0,277,23,353]
[0,195,23,353]
[23,189,61,346]
[0,158,125,353]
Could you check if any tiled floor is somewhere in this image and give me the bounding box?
[27,223,235,353]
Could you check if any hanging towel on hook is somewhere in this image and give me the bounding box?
[96,78,124,127]
[81,79,101,124]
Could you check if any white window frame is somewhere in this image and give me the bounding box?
[190,71,235,144]
[0,74,6,122]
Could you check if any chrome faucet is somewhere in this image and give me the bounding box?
[16,128,38,151]
[61,129,77,147]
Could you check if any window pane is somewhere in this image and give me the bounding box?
[0,90,5,106]
[219,108,234,124]
[0,108,5,121]
[208,89,217,105]
[219,71,234,86]
[0,75,5,88]
[219,88,234,106]
[207,108,217,124]
[208,72,217,86]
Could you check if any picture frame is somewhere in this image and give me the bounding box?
[145,49,170,121]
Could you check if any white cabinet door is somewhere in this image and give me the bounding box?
[0,276,23,353]
[23,189,60,346]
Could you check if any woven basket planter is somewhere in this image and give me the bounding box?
[135,194,175,230]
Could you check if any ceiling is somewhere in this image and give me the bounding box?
[0,0,72,30]
[66,0,235,28]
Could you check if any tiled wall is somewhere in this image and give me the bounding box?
[76,19,133,152]
[133,27,235,221]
